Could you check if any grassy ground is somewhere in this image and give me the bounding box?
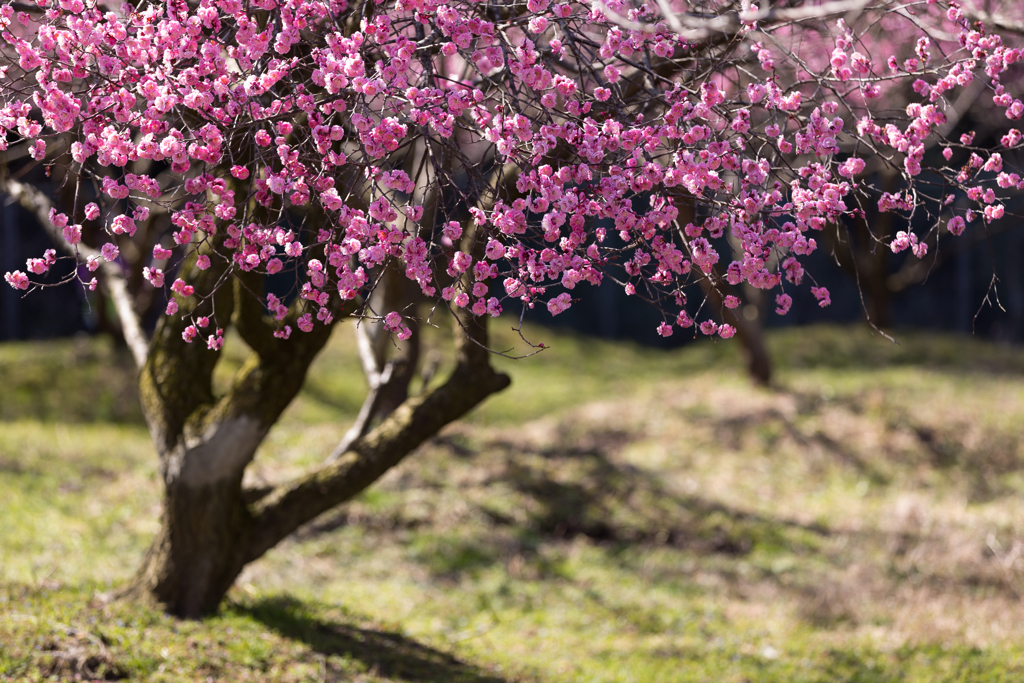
[2,323,1024,681]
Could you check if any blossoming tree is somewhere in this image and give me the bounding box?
[2,0,1022,616]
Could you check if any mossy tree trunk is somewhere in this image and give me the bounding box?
[123,275,508,616]
[121,177,512,617]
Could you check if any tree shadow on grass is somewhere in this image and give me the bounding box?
[298,424,833,581]
[478,429,830,553]
[238,595,512,683]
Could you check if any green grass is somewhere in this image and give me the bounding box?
[3,323,1024,681]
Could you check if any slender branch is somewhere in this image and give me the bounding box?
[960,8,1024,36]
[0,176,149,368]
[328,357,393,460]
[594,0,874,37]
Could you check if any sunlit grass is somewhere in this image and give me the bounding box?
[3,323,1024,681]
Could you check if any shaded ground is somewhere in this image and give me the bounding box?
[3,324,1024,681]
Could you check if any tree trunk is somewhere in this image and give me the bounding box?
[821,172,897,330]
[124,477,253,618]
[697,275,773,386]
[677,199,773,385]
[119,165,513,619]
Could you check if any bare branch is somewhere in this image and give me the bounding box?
[960,7,1024,36]
[594,0,875,37]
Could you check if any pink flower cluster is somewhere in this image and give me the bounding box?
[2,0,1021,342]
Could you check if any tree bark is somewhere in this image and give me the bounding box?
[123,476,253,618]
[696,275,773,386]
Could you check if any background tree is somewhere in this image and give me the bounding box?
[2,0,1022,617]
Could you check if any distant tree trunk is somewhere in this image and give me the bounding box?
[678,200,772,385]
[696,275,773,386]
[822,171,898,329]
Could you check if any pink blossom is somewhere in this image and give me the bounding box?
[26,258,49,274]
[486,297,502,317]
[443,221,463,242]
[547,292,572,316]
[5,271,29,290]
[143,267,165,288]
[171,278,194,297]
[485,239,505,260]
[984,204,1005,221]
[775,294,793,315]
[62,224,82,245]
[811,287,831,307]
[28,139,46,160]
[699,321,718,336]
[838,157,866,178]
[111,215,136,236]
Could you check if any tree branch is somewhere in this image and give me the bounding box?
[0,176,149,368]
[595,0,874,38]
[245,320,510,561]
[960,8,1024,37]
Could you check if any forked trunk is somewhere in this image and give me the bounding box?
[122,169,513,619]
